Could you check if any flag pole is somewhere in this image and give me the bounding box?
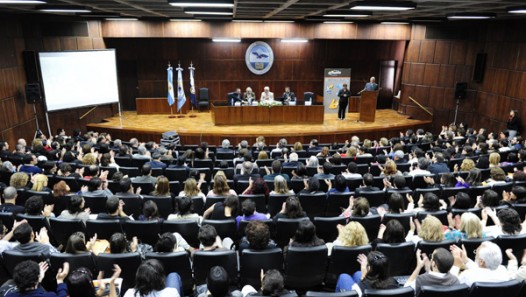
[168,61,177,119]
[188,61,197,118]
[176,62,186,118]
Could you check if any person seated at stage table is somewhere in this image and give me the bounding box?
[282,86,296,104]
[260,86,274,103]
[244,86,256,104]
[361,76,379,93]
[229,88,243,106]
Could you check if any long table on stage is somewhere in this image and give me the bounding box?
[211,103,324,125]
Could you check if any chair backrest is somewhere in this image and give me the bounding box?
[132,182,155,195]
[299,193,327,219]
[268,194,291,217]
[124,220,162,246]
[15,214,50,233]
[304,92,314,102]
[363,287,414,297]
[314,216,346,243]
[0,212,14,230]
[468,280,523,297]
[50,253,97,276]
[383,213,415,234]
[361,190,386,208]
[418,284,470,297]
[49,218,86,246]
[142,196,174,219]
[2,251,45,276]
[96,252,142,293]
[82,196,108,214]
[495,233,526,265]
[416,210,448,226]
[461,237,495,260]
[348,215,381,242]
[276,217,310,248]
[199,88,209,101]
[307,291,358,297]
[192,250,238,285]
[326,244,372,286]
[326,192,352,217]
[162,219,200,248]
[513,203,526,222]
[285,245,328,290]
[202,219,237,241]
[240,248,284,288]
[117,196,142,218]
[376,242,416,276]
[164,168,188,183]
[86,219,123,240]
[416,240,457,257]
[204,196,225,211]
[145,252,193,295]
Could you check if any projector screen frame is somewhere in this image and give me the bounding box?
[37,49,123,135]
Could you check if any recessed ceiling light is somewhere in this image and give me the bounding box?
[232,19,263,23]
[323,10,371,18]
[105,18,138,21]
[323,21,354,24]
[381,21,409,25]
[37,5,91,13]
[507,6,526,14]
[264,20,294,23]
[79,12,120,18]
[281,39,308,43]
[170,18,202,22]
[409,17,445,23]
[0,0,46,4]
[212,38,241,42]
[184,7,233,15]
[447,13,496,20]
[350,1,416,11]
[168,0,234,8]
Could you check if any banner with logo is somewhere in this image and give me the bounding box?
[323,68,351,113]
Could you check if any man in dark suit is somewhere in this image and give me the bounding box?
[282,86,296,104]
[0,186,25,216]
[337,84,351,120]
[229,88,243,106]
[355,173,381,196]
[428,152,450,175]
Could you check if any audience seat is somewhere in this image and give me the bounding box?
[326,193,352,217]
[96,252,142,293]
[314,216,346,243]
[416,210,448,226]
[124,220,161,246]
[119,167,140,178]
[276,217,310,248]
[141,195,174,219]
[240,248,284,288]
[239,194,267,214]
[16,214,51,234]
[145,252,194,295]
[268,194,291,217]
[376,242,416,276]
[360,190,386,208]
[299,193,327,219]
[495,234,526,265]
[0,212,14,230]
[383,213,415,234]
[306,291,358,297]
[326,245,372,286]
[82,195,108,214]
[284,245,329,290]
[165,168,188,183]
[468,279,523,297]
[416,240,456,257]
[50,253,97,276]
[461,237,495,260]
[117,196,142,218]
[49,218,86,247]
[192,250,238,285]
[162,219,200,248]
[202,219,237,242]
[417,284,469,297]
[348,215,382,242]
[363,287,414,297]
[86,219,123,240]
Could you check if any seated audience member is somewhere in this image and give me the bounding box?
[234,161,260,184]
[405,248,459,295]
[58,195,90,223]
[504,248,526,281]
[298,177,324,195]
[373,219,414,249]
[450,241,511,286]
[167,196,202,223]
[0,220,26,254]
[263,160,290,182]
[19,154,42,175]
[197,266,242,297]
[204,195,239,220]
[123,259,182,297]
[409,215,444,244]
[24,195,54,218]
[427,152,450,175]
[64,232,93,254]
[445,212,485,241]
[379,159,403,178]
[335,251,398,296]
[288,220,324,249]
[242,269,293,297]
[242,177,270,198]
[332,221,369,248]
[96,196,131,221]
[314,162,335,180]
[449,192,473,209]
[326,174,351,197]
[66,265,121,297]
[138,200,162,222]
[355,173,380,196]
[272,196,306,223]
[132,164,157,185]
[81,177,113,198]
[269,175,293,195]
[13,222,58,256]
[146,152,167,169]
[198,225,233,251]
[154,232,193,254]
[502,186,526,204]
[31,174,51,192]
[282,152,299,167]
[409,192,446,213]
[10,172,29,190]
[131,145,151,161]
[151,176,172,198]
[238,221,277,252]
[7,260,69,297]
[342,162,362,179]
[0,186,25,216]
[483,207,524,237]
[235,199,267,228]
[341,197,371,218]
[291,163,308,180]
[408,157,432,176]
[207,174,237,198]
[115,178,142,197]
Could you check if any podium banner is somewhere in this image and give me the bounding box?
[323,68,351,113]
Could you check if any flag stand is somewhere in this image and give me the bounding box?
[169,105,177,118]
[188,62,197,118]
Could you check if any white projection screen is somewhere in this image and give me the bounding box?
[38,50,119,112]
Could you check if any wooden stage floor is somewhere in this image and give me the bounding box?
[87,110,431,144]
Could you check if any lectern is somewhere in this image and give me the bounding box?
[359,91,378,122]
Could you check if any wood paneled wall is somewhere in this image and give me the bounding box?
[106,38,407,110]
[400,20,526,134]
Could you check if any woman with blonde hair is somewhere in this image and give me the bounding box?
[270,175,294,195]
[379,160,401,178]
[293,142,303,152]
[31,174,50,192]
[258,151,269,160]
[82,153,98,165]
[345,146,358,158]
[178,177,205,200]
[207,172,237,197]
[10,172,29,189]
[410,215,444,243]
[445,212,484,241]
[489,152,500,168]
[317,146,330,158]
[333,221,369,247]
[457,158,475,172]
[152,175,172,197]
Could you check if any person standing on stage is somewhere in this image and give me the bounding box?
[283,86,296,104]
[507,109,521,140]
[361,76,379,92]
[260,86,274,103]
[244,87,255,105]
[337,84,351,120]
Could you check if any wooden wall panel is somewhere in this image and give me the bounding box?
[419,40,435,63]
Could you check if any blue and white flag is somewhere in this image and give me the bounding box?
[189,64,198,108]
[176,66,186,112]
[167,66,175,106]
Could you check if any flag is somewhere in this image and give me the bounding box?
[189,64,198,108]
[176,66,186,112]
[167,66,175,106]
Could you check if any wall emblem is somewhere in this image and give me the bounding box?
[245,41,274,75]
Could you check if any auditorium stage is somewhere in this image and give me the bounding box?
[86,110,431,145]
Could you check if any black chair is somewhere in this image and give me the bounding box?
[96,252,142,293]
[314,216,346,243]
[124,220,161,245]
[235,180,250,194]
[198,87,210,111]
[142,196,174,219]
[383,213,414,234]
[347,178,364,191]
[15,214,50,233]
[290,179,306,194]
[468,280,523,297]
[192,250,238,285]
[440,186,469,201]
[86,219,123,240]
[450,208,482,219]
[299,193,327,220]
[169,181,181,195]
[55,176,81,193]
[468,186,491,207]
[284,245,328,290]
[116,196,142,218]
[495,233,526,265]
[326,245,372,286]
[491,182,514,198]
[119,167,140,178]
[418,284,469,297]
[268,194,290,217]
[50,253,97,276]
[239,194,267,214]
[348,215,381,242]
[150,167,164,177]
[191,196,205,215]
[411,175,435,190]
[361,190,386,208]
[202,219,237,241]
[2,251,45,276]
[306,292,358,297]
[49,218,86,246]
[165,168,188,183]
[275,217,310,248]
[326,193,352,217]
[132,182,155,195]
[416,210,448,226]
[51,195,70,217]
[162,220,200,248]
[363,287,414,297]
[513,203,526,222]
[461,237,495,260]
[145,252,193,295]
[416,240,456,257]
[114,156,133,167]
[413,188,441,200]
[82,195,108,214]
[240,248,284,288]
[376,242,416,276]
[204,196,225,211]
[0,212,14,230]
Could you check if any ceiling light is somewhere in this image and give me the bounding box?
[0,0,46,4]
[409,17,445,23]
[381,21,409,25]
[233,19,263,23]
[212,38,241,42]
[264,20,294,23]
[105,18,138,21]
[37,5,90,13]
[323,10,371,18]
[447,13,496,20]
[79,12,120,18]
[281,39,308,43]
[184,7,232,15]
[350,1,416,11]
[168,0,233,7]
[507,6,526,14]
[170,18,202,21]
[323,21,354,24]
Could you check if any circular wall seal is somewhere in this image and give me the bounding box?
[245,41,274,75]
